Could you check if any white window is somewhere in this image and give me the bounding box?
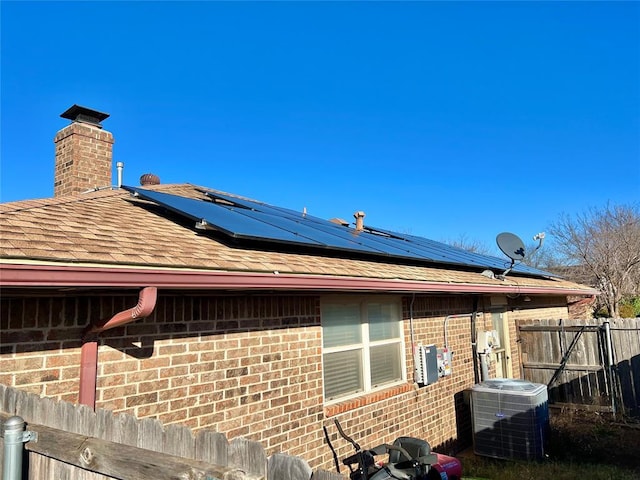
[321,297,405,402]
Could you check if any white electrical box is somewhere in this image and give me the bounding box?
[415,344,438,385]
[477,330,500,351]
[437,347,452,377]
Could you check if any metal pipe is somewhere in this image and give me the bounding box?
[444,313,472,349]
[116,161,124,188]
[603,320,616,417]
[78,340,99,409]
[471,296,480,384]
[479,352,490,381]
[79,287,158,409]
[3,416,25,480]
[353,211,365,231]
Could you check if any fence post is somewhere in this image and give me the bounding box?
[603,320,616,417]
[2,416,37,480]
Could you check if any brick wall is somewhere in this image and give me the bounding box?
[54,122,114,196]
[0,291,568,470]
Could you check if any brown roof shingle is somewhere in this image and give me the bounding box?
[0,184,595,293]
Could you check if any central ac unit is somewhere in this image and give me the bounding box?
[471,379,548,460]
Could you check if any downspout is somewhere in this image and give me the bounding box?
[471,296,480,384]
[79,287,158,410]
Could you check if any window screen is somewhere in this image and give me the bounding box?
[321,297,404,402]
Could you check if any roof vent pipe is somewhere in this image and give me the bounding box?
[116,162,124,188]
[354,211,365,231]
[140,173,161,186]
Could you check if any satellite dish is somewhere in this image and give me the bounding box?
[496,232,526,262]
[495,232,526,279]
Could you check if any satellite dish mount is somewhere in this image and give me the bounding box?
[495,232,526,280]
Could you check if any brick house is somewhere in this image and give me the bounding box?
[0,106,596,470]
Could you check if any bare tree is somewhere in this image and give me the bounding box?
[521,241,561,270]
[549,203,640,318]
[443,234,494,256]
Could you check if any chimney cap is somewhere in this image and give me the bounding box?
[60,104,110,127]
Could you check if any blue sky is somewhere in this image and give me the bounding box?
[1,1,638,252]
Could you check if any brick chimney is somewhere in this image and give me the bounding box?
[54,105,114,197]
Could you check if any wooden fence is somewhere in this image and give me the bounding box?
[0,385,342,480]
[518,318,640,416]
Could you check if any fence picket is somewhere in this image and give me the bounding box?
[230,437,267,477]
[195,429,229,465]
[163,423,196,458]
[268,452,313,480]
[1,383,337,479]
[311,470,344,480]
[137,416,165,452]
[519,318,640,414]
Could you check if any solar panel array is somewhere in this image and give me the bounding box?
[123,185,555,278]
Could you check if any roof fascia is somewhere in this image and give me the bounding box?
[0,263,598,296]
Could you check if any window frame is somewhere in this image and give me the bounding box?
[320,295,406,404]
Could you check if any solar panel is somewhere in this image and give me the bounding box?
[203,191,447,259]
[123,187,324,246]
[366,226,555,277]
[202,191,512,265]
[126,185,556,278]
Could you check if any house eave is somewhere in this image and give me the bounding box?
[0,262,599,296]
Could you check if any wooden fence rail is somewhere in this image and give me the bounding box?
[518,318,640,415]
[0,385,341,480]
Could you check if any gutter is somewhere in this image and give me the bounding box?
[79,287,157,410]
[0,263,598,296]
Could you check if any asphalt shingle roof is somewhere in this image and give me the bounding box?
[0,183,593,292]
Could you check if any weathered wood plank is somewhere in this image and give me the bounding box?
[311,470,344,480]
[230,437,266,478]
[163,423,196,458]
[0,413,261,480]
[518,317,640,411]
[137,416,164,452]
[519,325,601,332]
[195,429,229,465]
[268,453,312,480]
[29,452,116,480]
[522,362,602,371]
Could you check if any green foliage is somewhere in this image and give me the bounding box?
[620,304,635,318]
[620,296,640,318]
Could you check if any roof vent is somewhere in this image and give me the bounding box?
[140,173,161,186]
[330,218,350,227]
[354,211,366,231]
[60,104,110,128]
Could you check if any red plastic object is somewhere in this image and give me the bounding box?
[430,453,463,480]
